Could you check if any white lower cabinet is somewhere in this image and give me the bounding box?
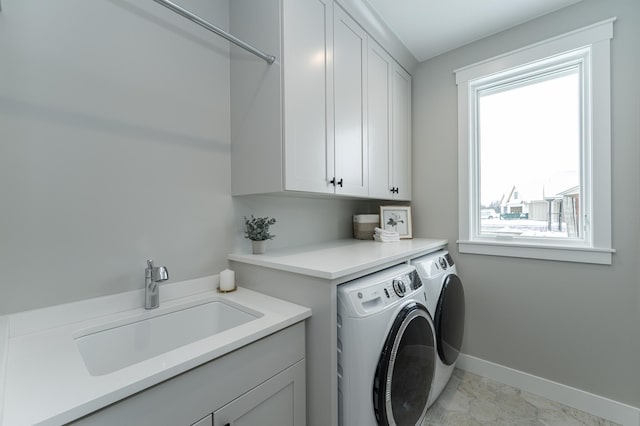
[192,414,213,426]
[213,361,305,426]
[70,323,305,426]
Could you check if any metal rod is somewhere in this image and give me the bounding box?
[151,0,275,64]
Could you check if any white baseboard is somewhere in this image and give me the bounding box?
[457,354,640,426]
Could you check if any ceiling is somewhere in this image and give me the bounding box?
[364,0,584,62]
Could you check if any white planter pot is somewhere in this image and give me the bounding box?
[252,240,266,255]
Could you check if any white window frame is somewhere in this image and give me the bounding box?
[455,18,615,265]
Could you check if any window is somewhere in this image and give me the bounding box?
[455,19,615,264]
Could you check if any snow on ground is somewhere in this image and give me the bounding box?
[480,218,568,238]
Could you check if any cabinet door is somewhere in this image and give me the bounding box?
[391,63,412,201]
[283,0,334,194]
[333,5,368,197]
[213,360,305,426]
[367,39,393,199]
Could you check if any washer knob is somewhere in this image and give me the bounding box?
[392,279,406,297]
[439,257,448,270]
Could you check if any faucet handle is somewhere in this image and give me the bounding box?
[147,259,154,269]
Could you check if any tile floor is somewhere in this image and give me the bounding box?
[422,369,620,426]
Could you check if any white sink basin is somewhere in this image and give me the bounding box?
[75,300,261,376]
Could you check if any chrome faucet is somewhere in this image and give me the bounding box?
[145,259,169,309]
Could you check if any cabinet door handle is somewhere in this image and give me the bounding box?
[337,178,343,187]
[330,177,336,186]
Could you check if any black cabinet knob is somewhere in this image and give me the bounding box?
[330,177,336,186]
[337,178,343,187]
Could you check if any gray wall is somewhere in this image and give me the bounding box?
[233,194,369,253]
[0,0,364,315]
[4,0,636,409]
[412,0,640,407]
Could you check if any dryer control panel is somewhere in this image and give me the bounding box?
[412,250,455,279]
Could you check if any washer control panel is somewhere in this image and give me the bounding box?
[383,270,422,300]
[338,265,425,316]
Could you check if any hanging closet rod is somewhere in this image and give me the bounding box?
[151,0,276,64]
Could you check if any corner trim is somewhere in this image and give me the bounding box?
[457,353,640,426]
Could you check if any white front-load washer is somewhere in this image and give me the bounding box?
[411,250,465,408]
[337,264,436,426]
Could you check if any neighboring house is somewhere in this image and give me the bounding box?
[498,172,579,232]
[543,171,580,235]
[545,184,580,237]
[498,183,546,220]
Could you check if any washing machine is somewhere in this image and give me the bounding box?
[411,250,465,408]
[337,264,436,426]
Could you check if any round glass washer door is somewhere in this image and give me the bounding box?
[373,302,436,426]
[435,273,465,366]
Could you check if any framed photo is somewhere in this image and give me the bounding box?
[379,206,412,239]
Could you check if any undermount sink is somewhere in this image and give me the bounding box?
[75,299,261,376]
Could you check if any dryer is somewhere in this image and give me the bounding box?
[411,250,465,408]
[337,264,436,426]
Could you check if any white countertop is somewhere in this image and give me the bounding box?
[228,238,448,279]
[0,277,310,426]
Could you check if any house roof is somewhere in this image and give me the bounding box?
[501,181,545,205]
[543,171,579,198]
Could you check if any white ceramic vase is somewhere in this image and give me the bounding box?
[252,240,266,255]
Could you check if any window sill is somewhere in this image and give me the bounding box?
[457,240,614,265]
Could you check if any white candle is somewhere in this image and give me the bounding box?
[219,269,235,291]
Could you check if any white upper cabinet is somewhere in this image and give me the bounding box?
[367,39,393,199]
[332,5,368,197]
[391,63,412,201]
[230,0,409,199]
[283,0,334,194]
[368,39,412,201]
[284,0,368,197]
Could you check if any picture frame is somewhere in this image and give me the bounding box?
[379,206,413,239]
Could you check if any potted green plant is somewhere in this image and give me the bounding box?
[244,215,276,254]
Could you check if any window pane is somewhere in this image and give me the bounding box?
[478,68,581,239]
